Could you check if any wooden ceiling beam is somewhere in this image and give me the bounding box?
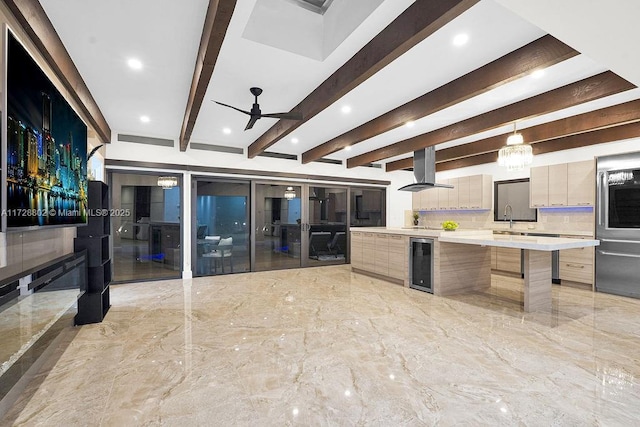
[302,35,577,164]
[436,121,640,171]
[179,0,237,151]
[4,0,112,143]
[347,71,634,168]
[385,98,640,172]
[247,0,480,158]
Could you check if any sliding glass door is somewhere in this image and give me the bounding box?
[193,179,250,276]
[110,172,182,283]
[253,183,304,271]
[186,178,387,277]
[307,186,348,267]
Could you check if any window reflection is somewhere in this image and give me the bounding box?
[111,173,182,282]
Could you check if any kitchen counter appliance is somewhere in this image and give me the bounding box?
[409,237,434,293]
[596,152,640,298]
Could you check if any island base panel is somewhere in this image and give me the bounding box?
[435,243,491,296]
[524,250,552,312]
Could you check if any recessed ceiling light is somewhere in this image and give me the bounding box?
[531,69,545,79]
[405,121,415,128]
[453,33,469,47]
[223,127,232,135]
[341,105,352,114]
[344,146,352,151]
[140,115,150,123]
[291,137,299,144]
[127,58,143,70]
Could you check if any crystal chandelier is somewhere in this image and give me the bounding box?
[283,186,296,200]
[157,176,178,189]
[498,123,533,171]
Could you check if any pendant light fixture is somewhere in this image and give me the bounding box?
[498,122,533,171]
[157,176,178,189]
[284,186,296,200]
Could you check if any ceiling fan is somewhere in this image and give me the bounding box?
[214,87,303,130]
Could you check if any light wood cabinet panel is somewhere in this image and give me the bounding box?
[374,234,389,276]
[447,178,459,209]
[388,251,406,280]
[350,231,363,269]
[548,163,568,206]
[468,174,493,209]
[387,234,407,280]
[560,261,593,284]
[387,234,407,254]
[437,180,451,210]
[530,166,549,208]
[491,247,497,270]
[495,247,521,273]
[362,233,376,271]
[412,174,492,211]
[352,232,407,282]
[412,192,422,210]
[559,235,593,285]
[567,160,595,206]
[423,188,438,211]
[530,161,595,208]
[457,176,470,209]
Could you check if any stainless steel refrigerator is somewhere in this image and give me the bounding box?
[596,151,640,298]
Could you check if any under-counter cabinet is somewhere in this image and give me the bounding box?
[350,231,363,269]
[351,232,407,284]
[374,233,389,276]
[387,234,408,280]
[362,232,376,273]
[559,235,594,286]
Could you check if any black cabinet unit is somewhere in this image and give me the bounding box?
[74,180,111,325]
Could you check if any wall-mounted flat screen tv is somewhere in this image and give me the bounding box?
[5,30,87,228]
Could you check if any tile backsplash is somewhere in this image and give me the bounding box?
[406,208,595,235]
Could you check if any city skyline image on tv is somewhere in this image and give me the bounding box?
[6,30,88,228]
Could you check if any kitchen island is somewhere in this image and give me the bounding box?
[350,228,599,312]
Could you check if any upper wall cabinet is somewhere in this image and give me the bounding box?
[530,160,595,208]
[567,160,596,206]
[467,175,493,209]
[412,174,492,211]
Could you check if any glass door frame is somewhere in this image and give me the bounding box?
[250,180,353,271]
[251,180,310,271]
[191,176,251,277]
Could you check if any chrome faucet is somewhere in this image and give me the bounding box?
[503,204,513,229]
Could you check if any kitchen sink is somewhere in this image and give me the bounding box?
[493,230,523,235]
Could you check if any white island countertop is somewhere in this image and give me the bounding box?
[351,227,490,238]
[351,227,599,251]
[438,233,599,251]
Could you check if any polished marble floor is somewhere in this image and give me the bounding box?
[2,266,640,426]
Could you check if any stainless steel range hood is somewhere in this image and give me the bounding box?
[398,147,453,192]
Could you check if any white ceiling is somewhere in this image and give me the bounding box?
[37,0,640,167]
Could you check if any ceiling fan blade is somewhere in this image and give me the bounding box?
[245,115,260,131]
[214,101,251,115]
[260,111,303,120]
